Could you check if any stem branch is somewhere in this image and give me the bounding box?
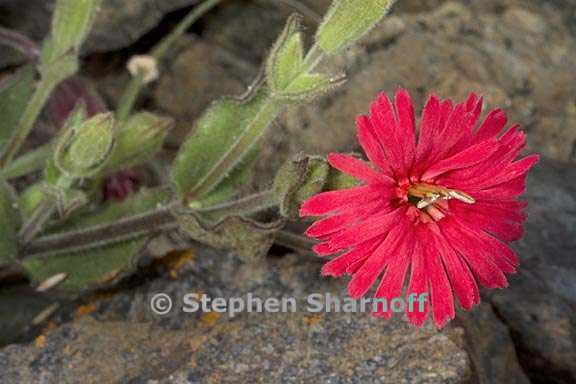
[22,189,277,259]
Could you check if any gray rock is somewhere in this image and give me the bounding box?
[0,0,200,66]
[271,1,576,165]
[0,249,472,383]
[486,158,576,384]
[458,303,530,384]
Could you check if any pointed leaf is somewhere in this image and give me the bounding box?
[51,0,102,56]
[266,14,305,92]
[316,0,396,54]
[171,88,273,200]
[0,65,35,153]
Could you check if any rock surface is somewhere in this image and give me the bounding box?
[486,158,576,384]
[273,1,576,163]
[0,0,200,65]
[0,249,471,383]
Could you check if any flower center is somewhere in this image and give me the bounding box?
[406,182,475,221]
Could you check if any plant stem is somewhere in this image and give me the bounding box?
[186,43,325,202]
[0,79,56,167]
[18,196,58,245]
[22,189,277,259]
[115,72,144,122]
[22,205,177,258]
[198,189,277,220]
[115,0,222,121]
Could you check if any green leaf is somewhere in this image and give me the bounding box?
[175,210,284,262]
[266,14,305,92]
[104,112,172,174]
[195,148,258,208]
[23,239,148,292]
[0,65,35,153]
[23,188,170,291]
[0,176,20,263]
[316,0,396,54]
[273,154,330,219]
[51,0,102,56]
[275,73,346,102]
[172,87,274,200]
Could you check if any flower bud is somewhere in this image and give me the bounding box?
[104,112,172,173]
[55,112,115,178]
[315,0,396,54]
[273,155,330,218]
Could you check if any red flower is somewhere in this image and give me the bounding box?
[300,89,539,328]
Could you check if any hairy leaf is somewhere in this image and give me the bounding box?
[104,112,172,173]
[172,88,272,200]
[266,14,305,92]
[316,0,396,54]
[175,210,283,262]
[0,65,35,153]
[52,0,102,56]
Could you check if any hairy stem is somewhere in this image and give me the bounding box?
[186,44,325,202]
[199,189,277,220]
[22,205,177,258]
[22,189,277,259]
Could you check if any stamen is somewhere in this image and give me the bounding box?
[408,183,475,210]
[448,190,475,204]
[416,194,440,209]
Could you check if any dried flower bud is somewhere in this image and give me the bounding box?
[127,55,159,84]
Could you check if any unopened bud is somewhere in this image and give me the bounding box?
[104,112,172,173]
[55,113,116,178]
